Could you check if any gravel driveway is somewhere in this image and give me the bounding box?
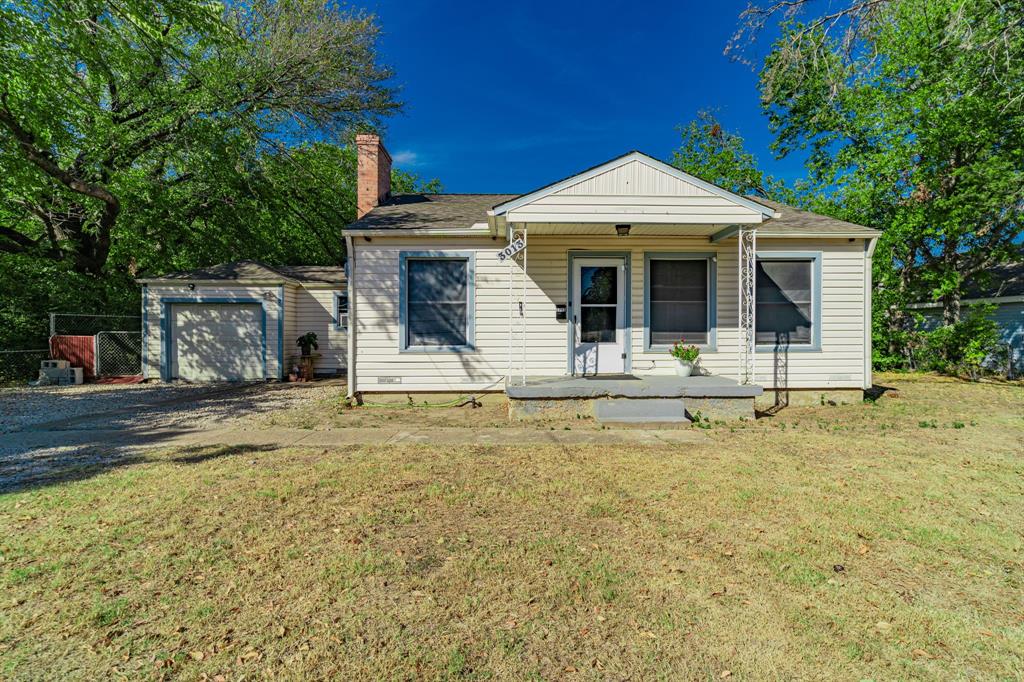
[0,381,345,492]
[0,383,214,434]
[1,381,343,434]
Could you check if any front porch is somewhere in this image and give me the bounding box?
[506,373,763,423]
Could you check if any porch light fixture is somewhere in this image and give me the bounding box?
[615,224,631,237]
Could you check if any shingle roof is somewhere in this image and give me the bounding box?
[139,260,345,285]
[346,194,517,231]
[345,192,878,237]
[275,265,347,285]
[964,261,1024,299]
[752,198,880,236]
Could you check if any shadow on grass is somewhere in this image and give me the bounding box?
[0,442,282,495]
[170,444,278,465]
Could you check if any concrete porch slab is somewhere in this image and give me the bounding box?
[506,374,763,400]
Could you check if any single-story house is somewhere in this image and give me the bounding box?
[341,134,879,417]
[138,261,347,382]
[909,261,1023,376]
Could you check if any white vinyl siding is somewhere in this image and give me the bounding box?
[505,160,765,225]
[288,287,348,375]
[352,235,870,391]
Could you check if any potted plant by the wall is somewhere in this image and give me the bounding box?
[297,332,319,357]
[670,338,700,377]
[294,332,319,382]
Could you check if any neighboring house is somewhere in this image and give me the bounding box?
[909,262,1024,375]
[342,134,880,411]
[138,261,347,382]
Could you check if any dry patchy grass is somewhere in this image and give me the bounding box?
[0,375,1022,680]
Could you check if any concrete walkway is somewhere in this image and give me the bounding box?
[4,425,706,453]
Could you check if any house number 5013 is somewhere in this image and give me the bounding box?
[497,236,526,263]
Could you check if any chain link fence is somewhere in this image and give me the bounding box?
[0,313,142,384]
[95,331,143,377]
[0,349,50,385]
[50,313,141,336]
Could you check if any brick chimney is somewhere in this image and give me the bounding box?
[356,133,391,219]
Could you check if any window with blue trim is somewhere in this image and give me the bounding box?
[334,292,348,330]
[646,255,714,347]
[756,259,814,345]
[405,257,470,348]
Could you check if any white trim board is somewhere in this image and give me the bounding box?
[491,151,778,219]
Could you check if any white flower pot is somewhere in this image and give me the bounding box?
[675,360,694,377]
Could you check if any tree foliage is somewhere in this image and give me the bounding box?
[671,110,792,201]
[0,0,437,352]
[0,0,397,275]
[732,0,1024,369]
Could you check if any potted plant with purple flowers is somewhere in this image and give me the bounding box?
[670,338,700,377]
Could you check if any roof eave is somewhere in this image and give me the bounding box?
[346,224,491,237]
[136,278,294,286]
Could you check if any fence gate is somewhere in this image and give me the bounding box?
[95,331,142,377]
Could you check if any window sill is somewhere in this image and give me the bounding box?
[756,345,821,353]
[647,344,717,354]
[400,345,476,354]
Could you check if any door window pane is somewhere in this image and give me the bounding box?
[649,259,709,345]
[581,266,617,305]
[407,259,468,347]
[581,306,616,343]
[755,260,813,345]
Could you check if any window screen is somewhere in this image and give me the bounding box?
[649,259,709,345]
[335,293,348,329]
[755,260,813,345]
[406,259,468,347]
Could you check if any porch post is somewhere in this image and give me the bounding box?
[507,222,514,386]
[737,227,757,385]
[521,225,527,386]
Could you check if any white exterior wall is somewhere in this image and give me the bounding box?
[142,284,285,381]
[288,287,348,375]
[506,160,766,225]
[351,234,870,392]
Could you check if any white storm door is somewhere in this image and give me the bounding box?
[572,258,626,375]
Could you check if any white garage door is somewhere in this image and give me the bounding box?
[170,303,264,381]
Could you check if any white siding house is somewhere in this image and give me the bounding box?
[138,262,347,382]
[344,138,879,399]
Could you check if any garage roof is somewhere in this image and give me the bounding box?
[137,260,346,285]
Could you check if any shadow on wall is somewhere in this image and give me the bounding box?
[167,303,268,381]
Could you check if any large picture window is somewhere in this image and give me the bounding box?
[645,255,714,348]
[400,253,474,351]
[755,258,815,346]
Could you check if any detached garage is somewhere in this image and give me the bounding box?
[138,261,347,382]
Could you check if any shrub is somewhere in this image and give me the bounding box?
[916,305,1005,379]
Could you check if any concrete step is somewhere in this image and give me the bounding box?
[593,398,690,424]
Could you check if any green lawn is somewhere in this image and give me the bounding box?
[1,374,1022,679]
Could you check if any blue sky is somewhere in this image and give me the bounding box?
[363,0,801,194]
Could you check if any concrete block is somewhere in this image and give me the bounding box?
[593,399,689,424]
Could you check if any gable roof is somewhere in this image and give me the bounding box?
[346,194,516,232]
[137,260,346,285]
[344,150,879,238]
[491,151,778,219]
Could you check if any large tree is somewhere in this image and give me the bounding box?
[729,0,1024,338]
[671,110,791,201]
[0,0,398,276]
